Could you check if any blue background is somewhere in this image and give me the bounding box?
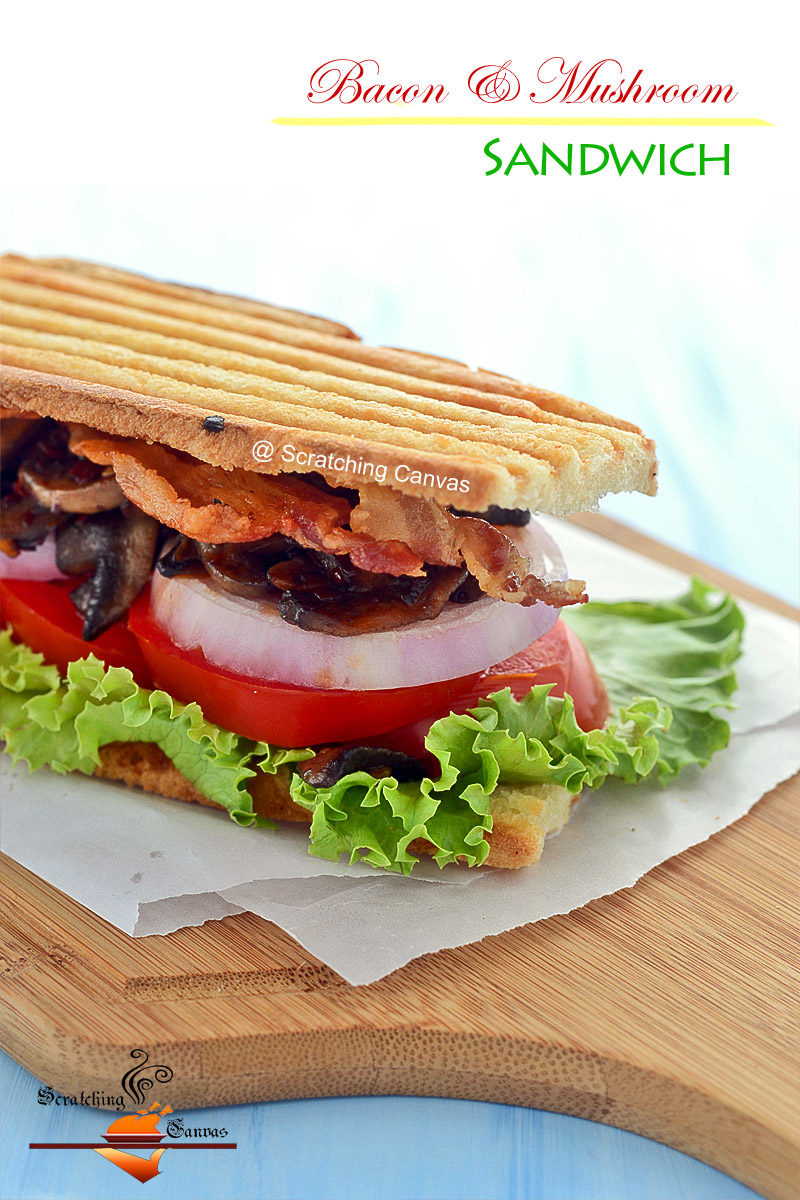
[1,1050,765,1200]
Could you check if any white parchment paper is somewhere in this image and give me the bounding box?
[2,520,798,984]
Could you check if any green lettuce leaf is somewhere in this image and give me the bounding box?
[291,578,744,870]
[0,630,307,825]
[0,628,61,734]
[563,577,745,780]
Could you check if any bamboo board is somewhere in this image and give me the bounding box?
[1,515,798,1200]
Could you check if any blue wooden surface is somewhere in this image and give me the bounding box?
[0,1050,765,1200]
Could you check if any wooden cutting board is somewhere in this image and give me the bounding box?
[1,515,798,1200]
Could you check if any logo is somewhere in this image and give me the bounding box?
[30,1049,237,1182]
[95,1102,173,1183]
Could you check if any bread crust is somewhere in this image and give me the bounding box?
[94,742,576,870]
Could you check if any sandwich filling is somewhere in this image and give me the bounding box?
[0,412,602,748]
[2,416,585,622]
[0,411,744,872]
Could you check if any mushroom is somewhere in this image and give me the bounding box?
[451,503,531,526]
[195,541,281,600]
[0,489,65,548]
[19,457,124,514]
[55,505,159,639]
[298,745,425,787]
[156,534,204,578]
[278,565,467,635]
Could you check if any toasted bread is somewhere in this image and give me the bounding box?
[95,742,577,870]
[0,254,657,512]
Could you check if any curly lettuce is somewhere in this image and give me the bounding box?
[291,579,744,870]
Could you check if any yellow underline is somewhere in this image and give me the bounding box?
[274,116,771,127]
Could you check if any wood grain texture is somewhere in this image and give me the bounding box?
[1,514,797,1200]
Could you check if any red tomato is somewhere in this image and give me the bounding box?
[459,620,610,731]
[0,577,153,687]
[369,620,609,765]
[127,588,484,747]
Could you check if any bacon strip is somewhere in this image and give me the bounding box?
[457,516,587,607]
[351,486,586,608]
[66,430,586,604]
[67,428,425,577]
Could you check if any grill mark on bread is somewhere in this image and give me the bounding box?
[27,255,359,340]
[0,367,513,508]
[0,328,631,480]
[2,257,358,346]
[2,259,647,428]
[1,347,553,486]
[1,295,618,432]
[0,315,634,442]
[2,300,643,442]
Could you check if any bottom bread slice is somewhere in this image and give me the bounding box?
[95,742,578,870]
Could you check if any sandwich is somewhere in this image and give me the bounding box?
[0,254,742,872]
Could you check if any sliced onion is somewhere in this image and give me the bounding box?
[0,536,68,581]
[149,519,570,691]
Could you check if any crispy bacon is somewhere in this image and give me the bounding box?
[456,515,586,607]
[350,488,462,567]
[66,430,585,605]
[67,428,425,577]
[351,486,586,608]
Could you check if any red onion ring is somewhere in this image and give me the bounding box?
[0,537,68,582]
[150,519,569,691]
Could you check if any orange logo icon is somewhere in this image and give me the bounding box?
[95,1102,173,1181]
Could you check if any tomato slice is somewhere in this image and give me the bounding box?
[127,588,484,747]
[455,620,610,731]
[0,577,154,687]
[369,621,610,765]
